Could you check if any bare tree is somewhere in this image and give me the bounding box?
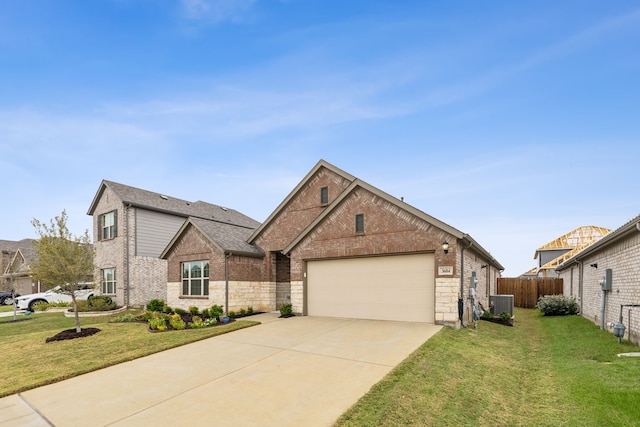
[30,210,94,333]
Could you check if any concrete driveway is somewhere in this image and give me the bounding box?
[1,313,441,427]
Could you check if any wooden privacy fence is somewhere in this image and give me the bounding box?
[496,278,564,308]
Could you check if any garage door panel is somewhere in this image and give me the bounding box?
[307,254,434,323]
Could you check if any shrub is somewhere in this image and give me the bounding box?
[247,306,254,314]
[79,295,116,311]
[204,317,218,327]
[146,299,165,312]
[201,308,210,318]
[229,310,236,318]
[209,304,224,320]
[500,312,512,321]
[174,308,187,316]
[239,308,247,316]
[481,310,493,320]
[191,315,205,328]
[169,314,186,330]
[110,313,142,323]
[149,315,167,331]
[189,306,199,316]
[162,305,173,314]
[141,310,154,322]
[280,303,293,316]
[537,295,579,316]
[32,301,50,311]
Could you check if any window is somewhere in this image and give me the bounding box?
[320,186,329,205]
[182,261,209,296]
[100,211,117,240]
[102,268,116,294]
[355,213,365,234]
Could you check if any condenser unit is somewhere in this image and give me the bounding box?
[490,295,514,317]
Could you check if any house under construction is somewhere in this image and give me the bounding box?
[524,226,611,278]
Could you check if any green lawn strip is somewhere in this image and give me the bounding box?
[0,311,258,398]
[538,314,640,426]
[335,309,640,427]
[0,305,16,313]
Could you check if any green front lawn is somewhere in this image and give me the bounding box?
[335,308,640,427]
[0,311,258,398]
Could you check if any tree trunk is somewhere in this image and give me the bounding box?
[12,289,17,322]
[71,294,81,333]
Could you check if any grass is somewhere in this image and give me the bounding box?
[335,308,640,427]
[0,305,16,312]
[0,310,258,398]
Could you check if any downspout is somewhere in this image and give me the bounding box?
[459,240,473,326]
[577,261,583,315]
[125,204,131,307]
[225,251,232,316]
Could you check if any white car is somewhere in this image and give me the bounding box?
[15,285,95,311]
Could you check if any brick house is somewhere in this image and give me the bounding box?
[87,181,260,307]
[162,160,503,327]
[556,215,640,344]
[0,239,39,295]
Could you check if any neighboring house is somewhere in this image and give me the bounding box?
[556,215,640,344]
[162,160,504,327]
[0,239,39,295]
[87,180,260,308]
[528,226,611,278]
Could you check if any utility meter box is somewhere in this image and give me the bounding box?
[601,268,613,291]
[614,322,626,338]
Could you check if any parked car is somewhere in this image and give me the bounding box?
[15,285,94,311]
[0,291,20,306]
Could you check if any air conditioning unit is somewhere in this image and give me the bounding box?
[490,295,514,317]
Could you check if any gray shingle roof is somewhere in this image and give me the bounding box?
[189,217,264,257]
[0,239,34,253]
[88,180,259,229]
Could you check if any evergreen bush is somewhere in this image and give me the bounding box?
[537,295,579,316]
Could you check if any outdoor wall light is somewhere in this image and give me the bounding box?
[442,241,449,254]
[590,263,598,268]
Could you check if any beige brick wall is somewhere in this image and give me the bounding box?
[93,187,127,306]
[559,231,640,345]
[93,188,169,308]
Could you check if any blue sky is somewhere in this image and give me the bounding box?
[1,1,639,276]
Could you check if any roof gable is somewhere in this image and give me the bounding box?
[248,159,355,243]
[161,217,264,259]
[534,226,611,259]
[557,215,640,270]
[284,178,465,254]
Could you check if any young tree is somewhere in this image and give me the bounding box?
[30,210,94,333]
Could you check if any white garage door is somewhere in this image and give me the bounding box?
[307,253,434,323]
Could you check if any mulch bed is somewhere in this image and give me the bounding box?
[481,317,514,327]
[46,327,101,343]
[279,313,296,318]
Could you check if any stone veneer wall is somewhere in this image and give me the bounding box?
[435,278,460,326]
[167,280,273,313]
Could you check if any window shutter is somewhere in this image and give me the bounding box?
[113,210,118,238]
